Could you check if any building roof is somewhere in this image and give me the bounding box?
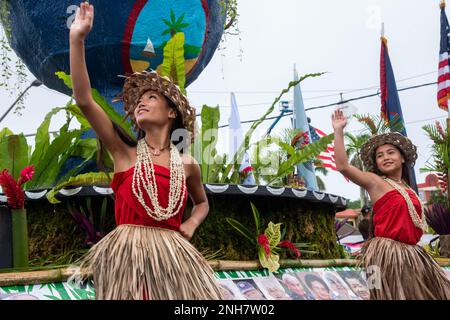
[335,209,359,219]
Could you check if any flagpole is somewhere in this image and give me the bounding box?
[443,0,450,200]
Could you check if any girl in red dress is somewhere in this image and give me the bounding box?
[332,109,450,300]
[68,2,223,300]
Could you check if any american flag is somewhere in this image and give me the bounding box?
[309,126,337,171]
[438,3,450,112]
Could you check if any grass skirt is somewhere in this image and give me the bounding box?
[69,224,223,300]
[360,237,450,300]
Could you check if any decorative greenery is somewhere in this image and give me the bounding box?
[421,121,449,195]
[0,0,29,115]
[160,32,186,94]
[225,202,317,272]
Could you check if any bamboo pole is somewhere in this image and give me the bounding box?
[2,259,449,287]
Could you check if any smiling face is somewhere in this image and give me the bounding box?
[133,90,177,131]
[374,144,405,176]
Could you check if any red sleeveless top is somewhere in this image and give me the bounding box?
[110,164,188,231]
[372,189,423,245]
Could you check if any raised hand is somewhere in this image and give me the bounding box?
[70,2,94,41]
[332,109,347,131]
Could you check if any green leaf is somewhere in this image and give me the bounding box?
[264,222,282,249]
[170,9,176,23]
[198,105,220,182]
[53,143,97,186]
[162,18,172,28]
[258,247,280,273]
[250,202,261,235]
[225,217,256,245]
[56,71,135,140]
[0,127,14,139]
[66,104,91,129]
[55,71,73,90]
[175,13,185,26]
[269,133,334,185]
[30,107,67,171]
[91,89,135,139]
[160,32,186,94]
[46,172,112,204]
[0,134,29,179]
[28,130,84,189]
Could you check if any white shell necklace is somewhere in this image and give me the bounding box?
[384,178,427,231]
[132,139,186,221]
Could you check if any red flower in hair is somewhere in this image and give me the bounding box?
[0,169,25,209]
[257,234,270,256]
[278,240,301,258]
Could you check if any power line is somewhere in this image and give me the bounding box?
[188,70,437,97]
[215,81,439,129]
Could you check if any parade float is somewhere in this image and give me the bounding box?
[0,1,449,300]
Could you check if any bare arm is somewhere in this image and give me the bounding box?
[70,2,128,159]
[179,157,209,240]
[332,109,377,190]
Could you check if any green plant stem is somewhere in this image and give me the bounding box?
[11,208,29,270]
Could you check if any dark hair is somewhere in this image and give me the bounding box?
[304,275,329,292]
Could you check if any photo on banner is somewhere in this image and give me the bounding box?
[296,271,333,300]
[336,270,370,300]
[253,275,292,300]
[320,270,360,300]
[217,279,244,300]
[273,272,315,300]
[232,278,267,300]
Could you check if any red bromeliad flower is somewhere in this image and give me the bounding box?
[257,234,270,256]
[279,240,301,258]
[0,166,34,210]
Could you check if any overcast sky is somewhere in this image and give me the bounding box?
[1,0,448,201]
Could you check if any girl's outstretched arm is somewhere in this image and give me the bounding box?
[332,109,377,190]
[70,2,129,159]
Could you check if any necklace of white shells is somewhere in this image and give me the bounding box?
[132,139,186,221]
[384,177,427,231]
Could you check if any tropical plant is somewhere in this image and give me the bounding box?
[0,165,34,209]
[0,0,29,115]
[354,113,404,136]
[161,9,189,37]
[160,32,186,94]
[67,197,109,247]
[225,202,317,272]
[219,73,325,184]
[421,121,449,195]
[424,204,450,235]
[344,131,370,207]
